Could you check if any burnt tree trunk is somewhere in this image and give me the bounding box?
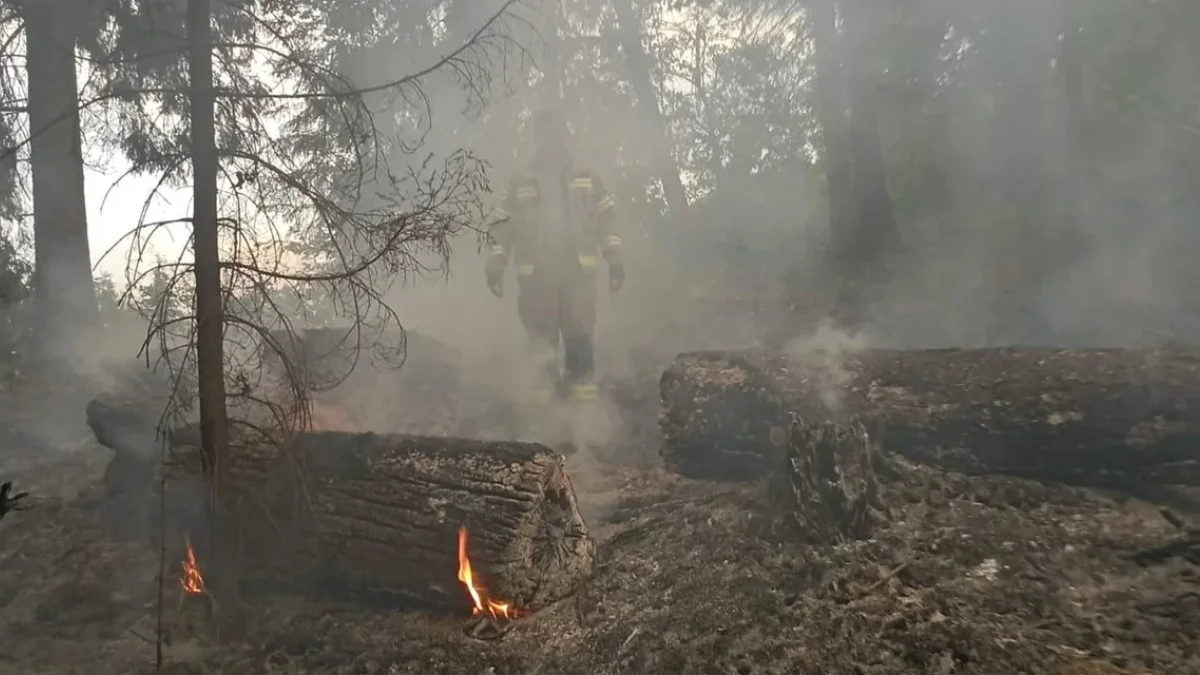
[769,416,877,544]
[660,348,1200,486]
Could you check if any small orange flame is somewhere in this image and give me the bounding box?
[457,526,515,620]
[181,537,205,595]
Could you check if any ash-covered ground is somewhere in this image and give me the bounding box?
[1,406,1199,675]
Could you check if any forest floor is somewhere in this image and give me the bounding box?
[1,390,1199,675]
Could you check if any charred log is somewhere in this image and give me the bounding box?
[660,348,1200,486]
[769,417,877,543]
[246,433,595,613]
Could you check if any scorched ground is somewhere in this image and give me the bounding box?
[0,429,1197,675]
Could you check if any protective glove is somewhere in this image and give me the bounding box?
[0,481,29,521]
[609,264,625,294]
[487,271,504,298]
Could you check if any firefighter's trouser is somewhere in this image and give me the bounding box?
[516,266,598,403]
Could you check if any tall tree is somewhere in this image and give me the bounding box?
[806,0,899,327]
[842,0,899,265]
[23,0,95,370]
[185,0,240,630]
[613,0,690,219]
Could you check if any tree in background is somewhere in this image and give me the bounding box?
[4,0,109,372]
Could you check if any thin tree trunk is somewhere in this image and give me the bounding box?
[539,0,564,102]
[25,0,95,372]
[186,0,241,634]
[613,0,690,218]
[1060,0,1083,223]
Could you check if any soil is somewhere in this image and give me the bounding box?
[2,397,1200,674]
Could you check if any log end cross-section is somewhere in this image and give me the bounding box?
[256,432,596,614]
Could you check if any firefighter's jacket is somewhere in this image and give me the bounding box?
[486,151,622,282]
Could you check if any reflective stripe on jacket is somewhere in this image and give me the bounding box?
[486,155,622,277]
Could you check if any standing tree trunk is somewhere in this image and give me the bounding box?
[613,0,690,219]
[538,0,564,104]
[806,0,858,323]
[837,0,900,327]
[25,0,96,372]
[186,0,240,633]
[1059,0,1083,225]
[843,1,899,259]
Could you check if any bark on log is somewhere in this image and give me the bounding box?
[769,416,877,543]
[660,348,1200,486]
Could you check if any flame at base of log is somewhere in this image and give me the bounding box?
[457,525,520,640]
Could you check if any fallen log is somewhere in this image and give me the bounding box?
[769,416,878,543]
[86,395,166,462]
[240,433,596,614]
[660,348,1200,485]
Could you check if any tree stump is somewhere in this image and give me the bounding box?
[769,416,877,543]
[660,348,1200,486]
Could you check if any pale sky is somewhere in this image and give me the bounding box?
[85,161,189,283]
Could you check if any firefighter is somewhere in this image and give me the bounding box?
[485,108,625,405]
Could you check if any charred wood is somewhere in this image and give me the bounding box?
[660,348,1200,486]
[769,417,878,543]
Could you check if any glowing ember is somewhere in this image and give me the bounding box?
[457,526,515,620]
[180,536,205,595]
